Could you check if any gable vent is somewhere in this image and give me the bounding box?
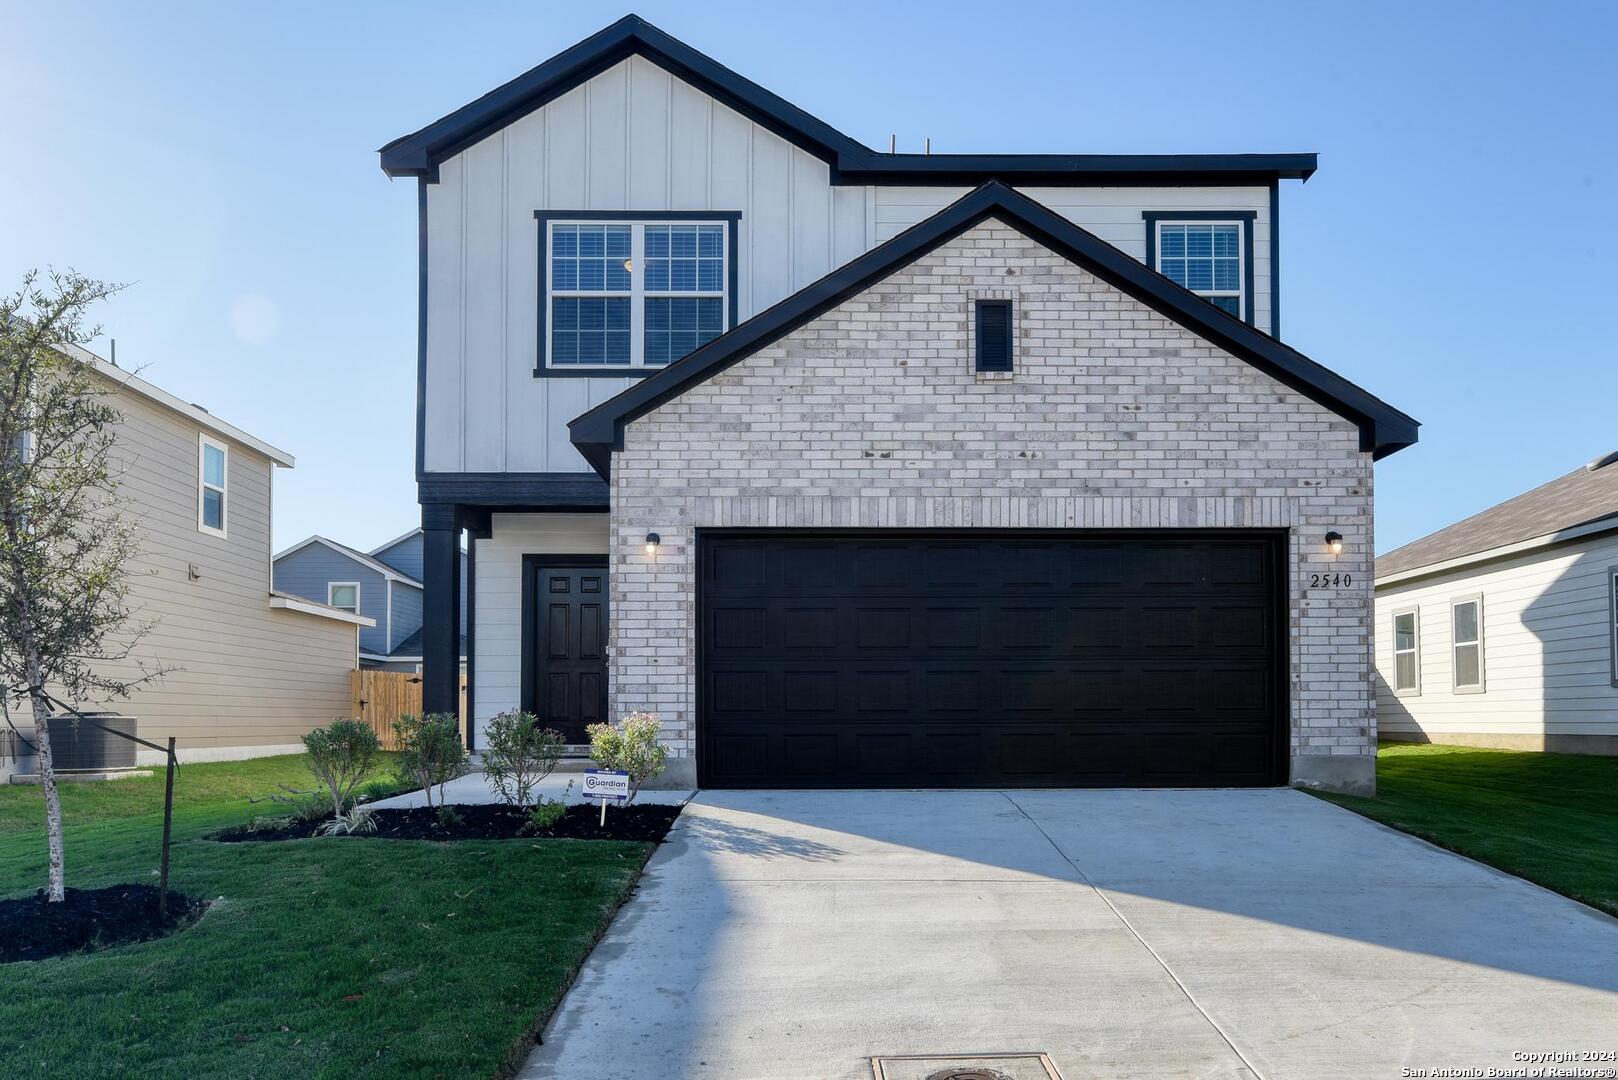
[975,300,1013,373]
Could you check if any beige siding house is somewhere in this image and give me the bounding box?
[3,347,370,777]
[1375,453,1618,755]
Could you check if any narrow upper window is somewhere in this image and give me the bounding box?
[539,214,739,374]
[328,582,359,614]
[1391,609,1419,694]
[975,300,1013,372]
[1143,211,1255,324]
[198,435,228,537]
[1451,596,1484,693]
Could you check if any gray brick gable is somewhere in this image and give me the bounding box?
[610,219,1375,793]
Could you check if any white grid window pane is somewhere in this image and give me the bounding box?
[551,297,631,364]
[546,220,729,368]
[644,225,724,294]
[1158,222,1242,317]
[644,296,724,365]
[552,225,631,292]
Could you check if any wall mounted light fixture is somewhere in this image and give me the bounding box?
[644,532,661,556]
[1324,531,1344,556]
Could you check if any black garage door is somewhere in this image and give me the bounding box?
[698,532,1286,788]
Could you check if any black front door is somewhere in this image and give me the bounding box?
[523,559,608,744]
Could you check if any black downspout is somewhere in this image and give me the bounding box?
[464,537,477,751]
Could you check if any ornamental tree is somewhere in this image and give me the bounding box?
[0,270,154,901]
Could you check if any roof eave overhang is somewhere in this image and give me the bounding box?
[379,16,1317,189]
[568,181,1418,481]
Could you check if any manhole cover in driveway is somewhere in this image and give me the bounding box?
[870,1053,1063,1080]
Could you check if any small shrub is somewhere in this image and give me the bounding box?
[586,711,668,803]
[527,798,567,831]
[303,719,381,819]
[481,710,566,808]
[317,807,378,836]
[436,805,462,829]
[356,780,396,804]
[246,813,292,834]
[289,794,331,824]
[392,712,468,808]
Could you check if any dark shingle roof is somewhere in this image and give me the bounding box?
[1377,452,1618,579]
[387,628,466,659]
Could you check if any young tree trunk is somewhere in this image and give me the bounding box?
[25,655,66,902]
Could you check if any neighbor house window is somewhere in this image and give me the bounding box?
[328,583,359,614]
[198,435,228,537]
[539,213,739,374]
[1392,609,1420,694]
[1451,595,1484,693]
[1143,211,1255,324]
[1609,567,1618,686]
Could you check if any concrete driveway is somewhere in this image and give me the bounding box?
[521,789,1618,1080]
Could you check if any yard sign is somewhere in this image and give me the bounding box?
[583,769,630,825]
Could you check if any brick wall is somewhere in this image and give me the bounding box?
[610,220,1375,789]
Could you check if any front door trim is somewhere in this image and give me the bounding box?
[520,554,610,740]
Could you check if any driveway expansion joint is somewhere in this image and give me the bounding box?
[997,790,1268,1080]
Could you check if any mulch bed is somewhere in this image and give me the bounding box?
[213,801,682,844]
[1,883,207,963]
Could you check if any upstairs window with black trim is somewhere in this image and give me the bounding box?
[975,300,1013,372]
[539,213,740,375]
[1143,211,1256,325]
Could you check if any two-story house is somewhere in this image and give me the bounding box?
[379,16,1418,793]
[273,528,466,670]
[3,345,370,779]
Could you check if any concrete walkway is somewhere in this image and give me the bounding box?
[520,788,1618,1080]
[366,769,692,809]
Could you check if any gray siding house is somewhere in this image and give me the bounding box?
[3,346,372,777]
[1374,453,1618,755]
[273,529,464,670]
[381,16,1418,793]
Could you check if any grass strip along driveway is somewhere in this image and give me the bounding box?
[1307,742,1618,917]
[0,755,652,1079]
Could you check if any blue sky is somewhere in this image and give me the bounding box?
[5,1,1614,554]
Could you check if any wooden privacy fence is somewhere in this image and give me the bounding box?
[350,670,468,749]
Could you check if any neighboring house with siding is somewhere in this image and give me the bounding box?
[273,528,464,670]
[381,16,1419,794]
[3,345,372,778]
[1374,452,1618,756]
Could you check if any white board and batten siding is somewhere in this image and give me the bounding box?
[1374,533,1618,747]
[423,55,1275,476]
[469,514,608,745]
[872,186,1273,333]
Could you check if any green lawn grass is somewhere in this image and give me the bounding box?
[0,755,652,1079]
[1307,742,1618,916]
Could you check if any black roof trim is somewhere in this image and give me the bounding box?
[381,14,866,181]
[379,15,1317,187]
[569,182,1417,478]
